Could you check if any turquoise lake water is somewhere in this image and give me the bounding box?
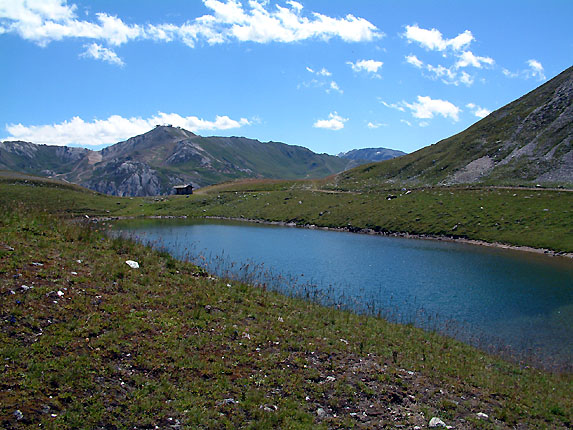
[113,218,573,369]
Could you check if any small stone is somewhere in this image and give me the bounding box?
[125,260,139,269]
[325,376,336,382]
[477,412,489,419]
[429,417,447,427]
[57,290,64,297]
[316,407,326,418]
[71,271,78,275]
[13,410,23,420]
[31,262,43,266]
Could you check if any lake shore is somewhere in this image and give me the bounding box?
[94,214,573,259]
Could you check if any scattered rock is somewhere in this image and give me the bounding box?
[125,260,139,269]
[218,398,237,405]
[13,410,23,421]
[476,412,489,419]
[316,407,327,418]
[429,417,447,427]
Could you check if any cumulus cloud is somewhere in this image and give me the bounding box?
[403,24,473,52]
[404,96,461,121]
[347,59,383,77]
[313,112,348,130]
[502,59,546,81]
[80,43,124,66]
[526,59,546,80]
[405,54,423,68]
[454,50,494,69]
[403,24,493,86]
[328,81,343,94]
[4,112,252,147]
[466,103,491,118]
[0,0,381,60]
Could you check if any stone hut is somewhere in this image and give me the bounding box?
[173,184,193,195]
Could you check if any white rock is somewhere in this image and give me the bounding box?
[316,408,326,418]
[57,291,64,297]
[429,417,447,427]
[477,412,489,419]
[125,260,139,269]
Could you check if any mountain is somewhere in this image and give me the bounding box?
[338,66,573,188]
[338,147,407,163]
[0,126,354,196]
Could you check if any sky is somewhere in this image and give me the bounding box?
[1,0,572,155]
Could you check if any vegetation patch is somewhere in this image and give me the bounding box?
[1,178,572,428]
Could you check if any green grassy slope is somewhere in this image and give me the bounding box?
[1,174,571,253]
[1,188,571,428]
[337,66,573,188]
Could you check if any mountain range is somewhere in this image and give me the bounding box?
[339,66,573,188]
[0,126,402,196]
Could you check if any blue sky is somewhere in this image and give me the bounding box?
[1,0,572,155]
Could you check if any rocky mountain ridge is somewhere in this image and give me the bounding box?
[1,127,379,196]
[339,65,573,188]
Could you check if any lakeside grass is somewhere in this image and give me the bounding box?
[2,175,571,253]
[1,201,572,429]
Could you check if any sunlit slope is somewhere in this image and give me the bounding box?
[337,66,573,190]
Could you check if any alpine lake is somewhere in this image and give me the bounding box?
[112,218,573,370]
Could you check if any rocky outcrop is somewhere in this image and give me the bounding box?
[85,160,163,197]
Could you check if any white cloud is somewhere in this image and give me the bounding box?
[459,71,474,86]
[328,81,343,94]
[4,112,252,147]
[313,112,348,130]
[367,121,386,129]
[502,59,546,81]
[405,54,423,68]
[466,103,491,118]
[400,119,412,127]
[0,0,382,60]
[527,59,546,80]
[418,121,429,127]
[80,42,124,66]
[403,24,492,87]
[307,66,331,76]
[454,50,494,69]
[347,59,383,77]
[380,100,405,112]
[404,96,461,121]
[502,68,519,78]
[403,24,473,52]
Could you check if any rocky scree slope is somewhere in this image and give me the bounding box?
[338,66,573,188]
[0,126,354,196]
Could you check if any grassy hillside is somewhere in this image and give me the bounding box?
[1,174,571,253]
[1,184,571,428]
[337,66,573,189]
